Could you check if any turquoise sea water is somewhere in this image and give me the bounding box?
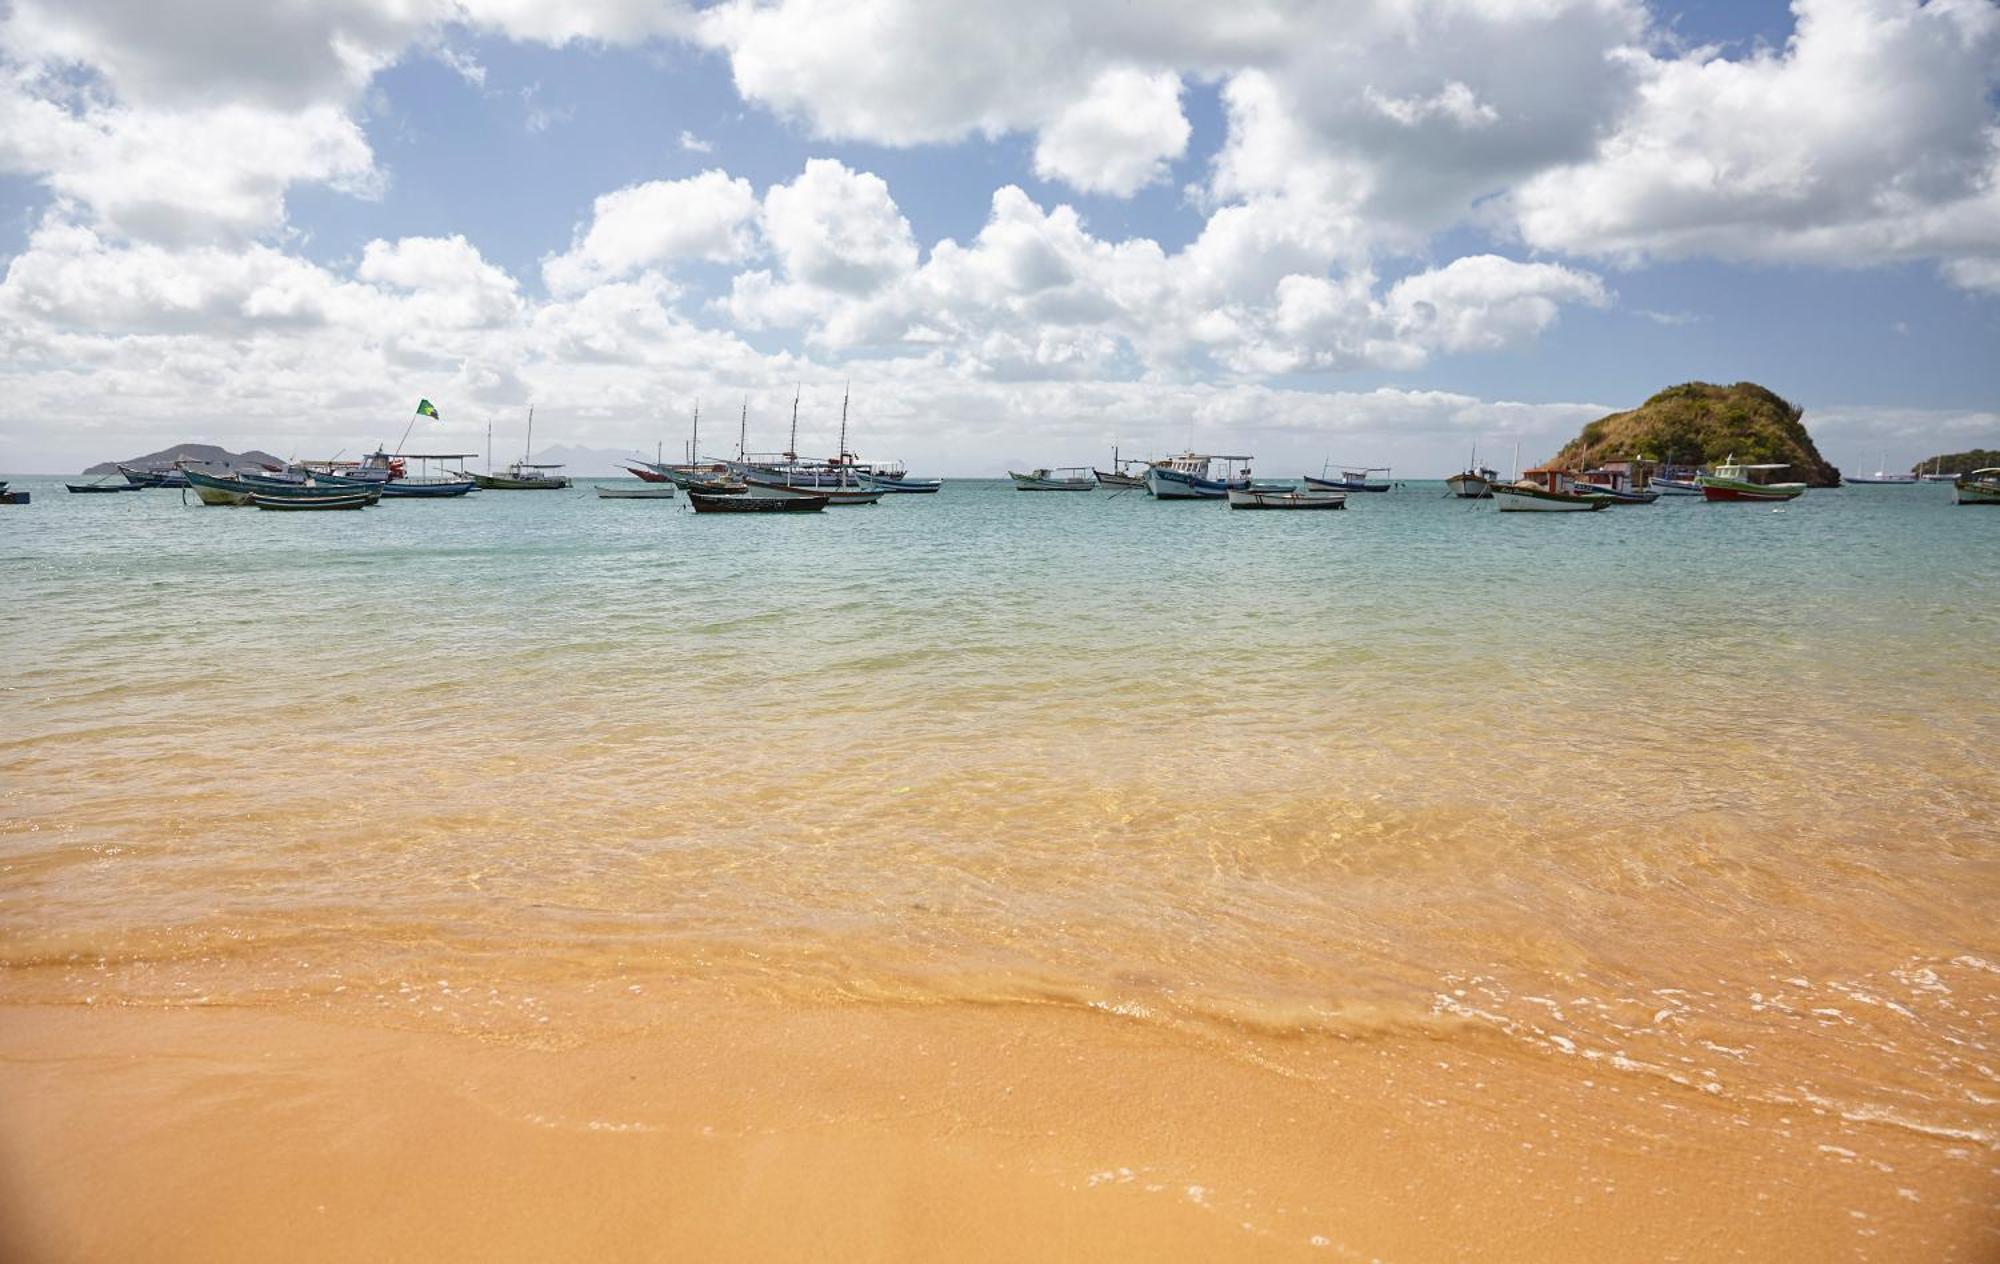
[3,474,1997,1147]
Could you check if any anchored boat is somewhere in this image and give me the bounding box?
[1145,453,1255,499]
[596,483,677,499]
[1010,467,1098,491]
[1696,457,1806,502]
[1226,488,1347,510]
[1954,468,2000,505]
[1304,462,1391,493]
[1491,468,1612,512]
[689,490,828,513]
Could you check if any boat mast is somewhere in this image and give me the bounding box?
[738,399,748,461]
[524,406,534,465]
[486,421,492,474]
[787,384,800,462]
[837,382,850,464]
[690,401,700,466]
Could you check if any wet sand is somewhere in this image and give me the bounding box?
[3,993,1992,1262]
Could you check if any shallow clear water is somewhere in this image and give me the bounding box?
[3,476,1997,1149]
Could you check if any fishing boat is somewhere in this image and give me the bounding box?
[857,470,944,493]
[1446,467,1498,499]
[180,467,256,506]
[1845,451,1917,485]
[468,463,571,490]
[596,483,677,499]
[118,464,189,488]
[1010,467,1098,491]
[1649,472,1705,495]
[1573,463,1660,504]
[370,452,477,497]
[1303,462,1391,493]
[1145,453,1255,499]
[1093,446,1150,489]
[689,490,828,513]
[1491,468,1612,512]
[1226,488,1347,510]
[1954,468,2000,505]
[0,484,26,505]
[464,407,571,489]
[1696,457,1806,502]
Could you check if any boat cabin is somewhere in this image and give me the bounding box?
[1711,457,1793,485]
[1158,452,1254,480]
[1519,466,1578,493]
[1582,458,1657,492]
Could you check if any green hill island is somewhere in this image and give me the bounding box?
[1547,382,1841,486]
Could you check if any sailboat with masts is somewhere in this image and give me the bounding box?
[466,407,571,489]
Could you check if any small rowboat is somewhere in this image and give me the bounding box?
[596,483,677,499]
[250,489,374,511]
[67,480,145,493]
[1227,488,1347,510]
[689,490,828,513]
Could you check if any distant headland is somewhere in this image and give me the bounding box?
[1911,448,2000,476]
[1547,382,1841,487]
[82,443,285,476]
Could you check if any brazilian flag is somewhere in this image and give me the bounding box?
[416,399,440,419]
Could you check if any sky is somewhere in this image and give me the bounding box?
[1,0,1997,476]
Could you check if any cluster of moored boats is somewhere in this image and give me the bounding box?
[46,394,2000,512]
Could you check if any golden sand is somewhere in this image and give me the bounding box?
[2,986,1992,1262]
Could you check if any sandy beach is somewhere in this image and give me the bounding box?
[3,983,1992,1262]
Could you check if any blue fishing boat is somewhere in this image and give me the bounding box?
[1145,453,1256,499]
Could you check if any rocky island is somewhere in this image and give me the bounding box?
[84,443,285,475]
[1547,382,1841,486]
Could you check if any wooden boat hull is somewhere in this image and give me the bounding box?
[1445,474,1492,499]
[469,472,571,490]
[1010,472,1097,491]
[857,474,943,493]
[377,478,476,497]
[1574,483,1660,504]
[1697,478,1804,501]
[596,484,677,499]
[1092,470,1148,489]
[1303,474,1390,493]
[250,490,373,510]
[181,469,255,506]
[1227,489,1346,510]
[1144,467,1233,499]
[1955,475,2000,505]
[1491,484,1610,512]
[689,491,827,513]
[750,484,883,505]
[67,482,145,493]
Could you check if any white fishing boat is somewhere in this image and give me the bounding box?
[1446,467,1498,498]
[1010,467,1098,491]
[1491,468,1612,512]
[1145,453,1254,499]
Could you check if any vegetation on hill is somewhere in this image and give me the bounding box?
[1911,449,2000,476]
[83,443,285,475]
[1547,382,1841,486]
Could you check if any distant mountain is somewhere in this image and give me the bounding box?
[1546,382,1841,487]
[83,443,287,476]
[1911,448,2000,476]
